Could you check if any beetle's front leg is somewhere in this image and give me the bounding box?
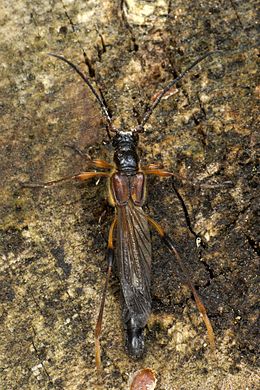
[65,143,113,170]
[21,171,110,189]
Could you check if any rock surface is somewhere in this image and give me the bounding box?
[0,1,258,389]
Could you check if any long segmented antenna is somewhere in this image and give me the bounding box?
[134,51,221,132]
[48,53,116,134]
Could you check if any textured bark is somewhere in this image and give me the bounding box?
[0,1,258,389]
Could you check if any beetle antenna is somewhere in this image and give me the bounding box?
[48,53,116,135]
[135,51,221,132]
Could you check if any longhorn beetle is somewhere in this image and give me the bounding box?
[25,51,219,368]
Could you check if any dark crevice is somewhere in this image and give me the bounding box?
[62,1,77,33]
[64,11,76,32]
[167,0,173,16]
[62,5,96,78]
[95,31,107,60]
[167,62,180,80]
[246,235,260,256]
[119,0,139,52]
[29,12,38,27]
[229,0,244,29]
[199,259,215,283]
[80,44,112,117]
[82,50,96,78]
[31,327,53,383]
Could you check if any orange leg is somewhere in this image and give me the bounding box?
[95,216,117,370]
[92,159,113,170]
[143,168,232,189]
[22,171,110,189]
[141,163,164,170]
[142,168,184,181]
[147,215,215,351]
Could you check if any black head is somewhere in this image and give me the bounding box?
[112,131,139,174]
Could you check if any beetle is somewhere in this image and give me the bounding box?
[24,51,218,368]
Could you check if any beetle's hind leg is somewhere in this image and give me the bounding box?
[95,217,117,369]
[147,215,215,351]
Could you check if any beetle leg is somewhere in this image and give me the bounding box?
[142,168,184,181]
[95,216,117,369]
[65,143,113,169]
[141,163,163,170]
[22,171,110,189]
[143,168,233,189]
[91,159,114,169]
[146,215,215,351]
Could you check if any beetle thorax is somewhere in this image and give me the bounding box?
[112,131,139,174]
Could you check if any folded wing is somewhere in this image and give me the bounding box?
[116,201,152,328]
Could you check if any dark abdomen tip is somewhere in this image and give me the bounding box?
[126,318,145,359]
